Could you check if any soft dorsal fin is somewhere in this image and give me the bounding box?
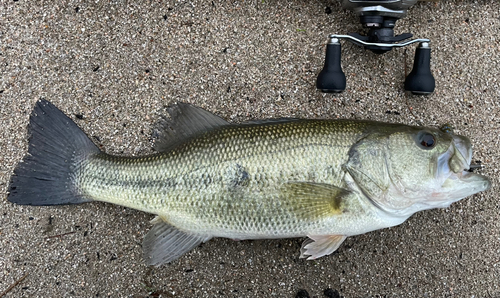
[153,103,230,152]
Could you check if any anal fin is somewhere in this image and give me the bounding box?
[300,235,347,260]
[143,217,212,266]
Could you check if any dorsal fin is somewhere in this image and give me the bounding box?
[241,118,300,125]
[153,103,230,152]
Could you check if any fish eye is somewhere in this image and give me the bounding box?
[417,132,436,149]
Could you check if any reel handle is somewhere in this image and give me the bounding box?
[404,42,435,95]
[316,38,346,93]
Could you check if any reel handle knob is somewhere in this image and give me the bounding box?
[316,38,346,93]
[404,42,435,95]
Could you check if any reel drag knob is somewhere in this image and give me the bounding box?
[404,42,435,95]
[316,37,346,93]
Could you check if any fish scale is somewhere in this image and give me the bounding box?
[8,100,491,265]
[78,120,365,238]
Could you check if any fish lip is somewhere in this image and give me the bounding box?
[448,135,491,191]
[452,135,473,171]
[452,170,491,193]
[437,135,472,178]
[449,169,491,188]
[429,134,490,207]
[435,167,491,206]
[423,170,491,210]
[451,135,491,191]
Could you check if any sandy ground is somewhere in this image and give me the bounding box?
[1,0,499,297]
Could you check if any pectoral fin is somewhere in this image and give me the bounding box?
[300,235,347,260]
[281,182,350,219]
[143,216,212,266]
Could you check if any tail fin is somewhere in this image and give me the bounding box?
[8,100,99,205]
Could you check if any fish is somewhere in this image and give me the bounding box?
[7,100,491,266]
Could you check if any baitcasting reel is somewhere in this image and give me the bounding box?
[317,0,435,95]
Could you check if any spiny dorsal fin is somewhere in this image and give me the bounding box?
[241,118,300,125]
[153,103,230,152]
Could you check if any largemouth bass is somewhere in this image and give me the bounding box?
[8,100,491,266]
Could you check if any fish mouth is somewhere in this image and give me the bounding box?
[450,135,472,173]
[431,135,491,207]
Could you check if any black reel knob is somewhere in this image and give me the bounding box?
[316,38,346,93]
[405,42,435,95]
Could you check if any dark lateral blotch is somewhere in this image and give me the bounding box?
[228,164,250,188]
